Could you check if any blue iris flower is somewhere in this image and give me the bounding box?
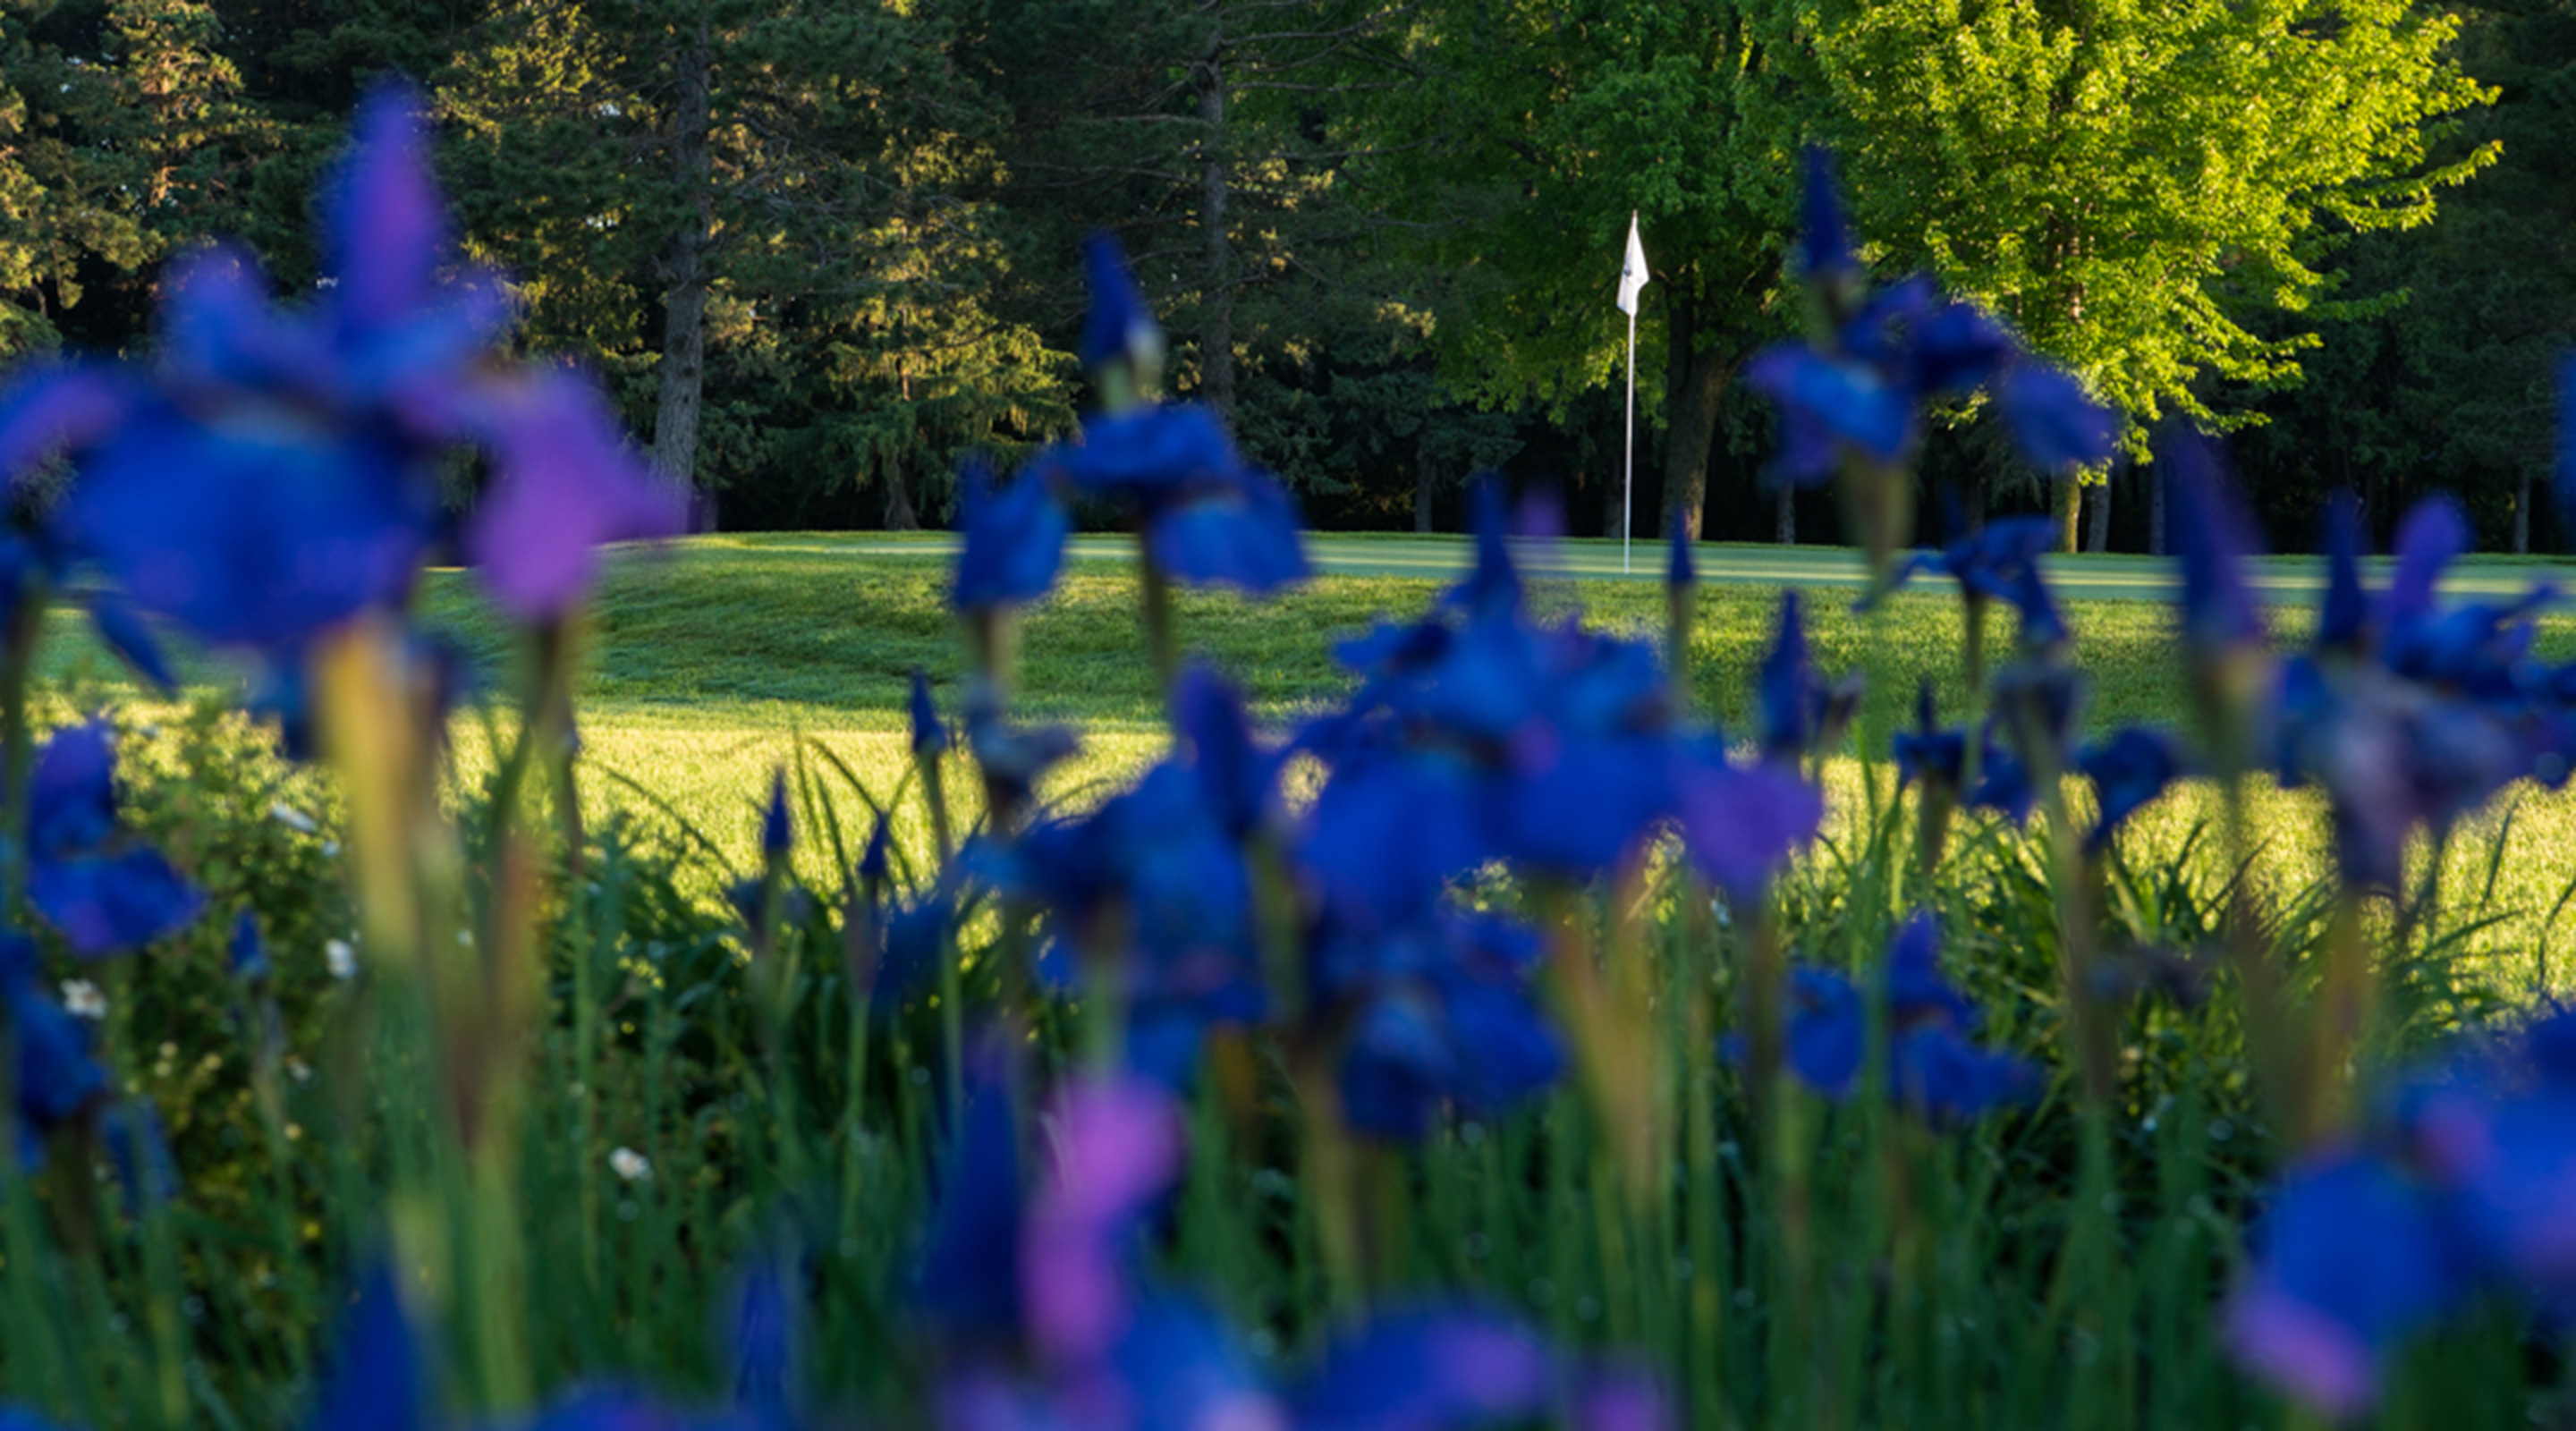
[1755,591,1862,765]
[1301,490,1817,919]
[309,1261,430,1431]
[1893,682,1973,800]
[2161,428,2265,656]
[25,85,675,651]
[758,769,792,861]
[0,935,107,1171]
[1291,1307,1561,1431]
[952,457,1069,613]
[1029,237,1309,597]
[22,721,205,958]
[2273,490,2569,891]
[1892,515,2055,607]
[2318,495,2373,654]
[228,911,270,982]
[1748,913,2038,1122]
[1795,145,1860,284]
[911,670,952,759]
[1750,151,2112,485]
[1173,664,1275,841]
[2077,727,2186,853]
[2226,1153,2472,1422]
[914,1059,1026,1341]
[976,758,1269,1082]
[1040,404,1309,597]
[1317,912,1563,1141]
[1994,361,2118,472]
[1078,233,1160,375]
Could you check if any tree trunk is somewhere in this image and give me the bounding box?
[2085,470,2112,553]
[1414,424,1436,534]
[1660,292,1734,542]
[1774,484,1794,545]
[885,449,919,530]
[2516,469,2532,555]
[1966,463,1991,534]
[1193,35,1235,425]
[2149,463,2167,556]
[651,15,715,515]
[2051,476,2080,554]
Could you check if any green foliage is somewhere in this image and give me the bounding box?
[1810,0,2497,444]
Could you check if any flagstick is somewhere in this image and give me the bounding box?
[1623,303,1636,575]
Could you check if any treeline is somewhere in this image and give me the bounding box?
[0,0,2566,551]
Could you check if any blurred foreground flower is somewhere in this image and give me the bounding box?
[2225,1008,2576,1416]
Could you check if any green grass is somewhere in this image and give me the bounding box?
[41,530,2576,984]
[394,535,2576,992]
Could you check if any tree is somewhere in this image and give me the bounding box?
[439,0,1063,521]
[1802,0,2494,548]
[1356,0,1815,541]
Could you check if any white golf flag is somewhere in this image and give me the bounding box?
[1616,213,1650,316]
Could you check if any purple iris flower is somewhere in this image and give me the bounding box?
[2077,726,2185,852]
[1672,754,1825,901]
[1022,1078,1186,1366]
[22,721,205,957]
[953,458,1070,612]
[2224,1152,2471,1421]
[34,85,670,649]
[1755,591,1862,765]
[453,368,684,622]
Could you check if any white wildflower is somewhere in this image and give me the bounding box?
[61,980,106,1020]
[609,1147,651,1183]
[325,940,357,980]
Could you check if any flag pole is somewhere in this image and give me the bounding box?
[1623,302,1636,575]
[1616,209,1648,575]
